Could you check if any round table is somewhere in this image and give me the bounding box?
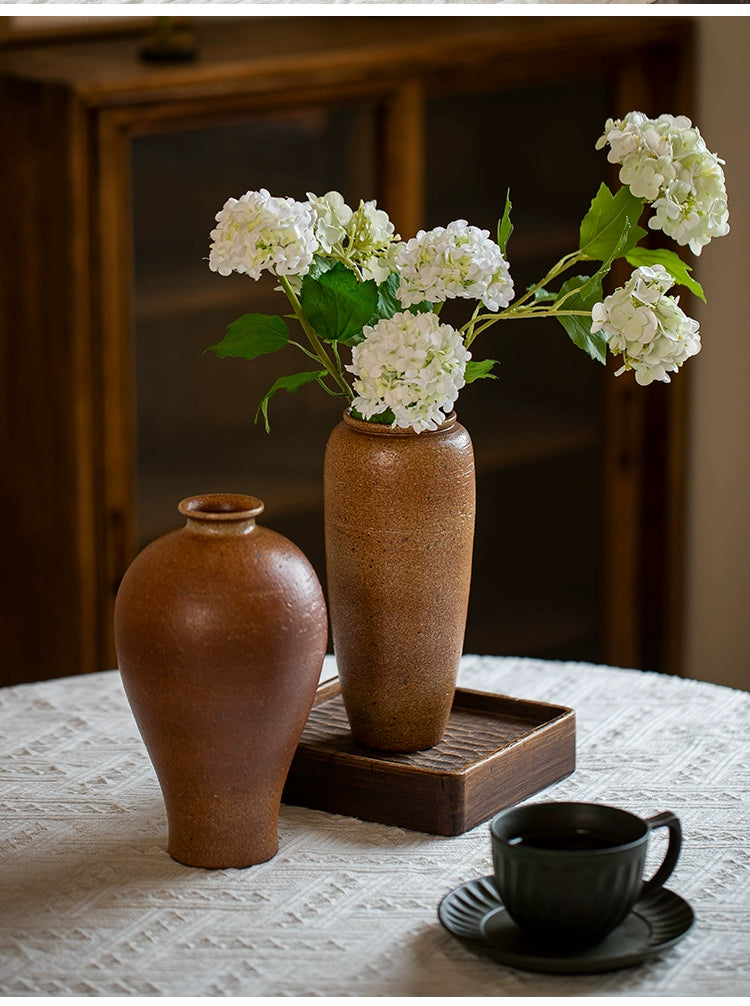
[1,655,748,996]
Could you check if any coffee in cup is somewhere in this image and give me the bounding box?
[490,801,682,947]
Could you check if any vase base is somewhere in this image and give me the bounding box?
[348,727,447,754]
[166,812,280,869]
[167,836,279,870]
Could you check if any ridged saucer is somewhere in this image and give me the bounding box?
[438,875,694,974]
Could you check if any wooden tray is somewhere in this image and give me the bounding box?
[282,679,575,835]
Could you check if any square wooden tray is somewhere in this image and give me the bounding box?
[282,679,576,835]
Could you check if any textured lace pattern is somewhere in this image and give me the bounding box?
[1,655,748,995]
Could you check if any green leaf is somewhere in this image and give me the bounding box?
[255,369,327,433]
[579,184,646,262]
[573,249,618,308]
[307,254,335,280]
[364,273,435,332]
[205,313,289,360]
[370,272,401,328]
[530,286,556,303]
[625,246,706,302]
[497,190,513,257]
[575,203,638,306]
[406,300,436,316]
[555,275,608,364]
[300,262,379,344]
[465,359,499,383]
[350,406,396,425]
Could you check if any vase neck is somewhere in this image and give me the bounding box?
[178,494,264,536]
[341,410,457,437]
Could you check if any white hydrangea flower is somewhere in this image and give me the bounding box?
[395,220,514,312]
[306,190,353,254]
[591,265,701,385]
[305,191,398,282]
[348,199,399,282]
[347,310,470,433]
[209,189,318,278]
[597,112,729,255]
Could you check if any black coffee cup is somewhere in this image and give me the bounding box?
[490,801,682,947]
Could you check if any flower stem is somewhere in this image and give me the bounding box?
[279,276,353,399]
[514,250,586,311]
[463,249,589,348]
[465,306,591,344]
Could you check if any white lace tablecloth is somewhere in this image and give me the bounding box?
[1,655,749,996]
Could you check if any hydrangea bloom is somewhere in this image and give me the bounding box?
[395,220,514,312]
[306,191,398,282]
[209,188,318,278]
[591,265,700,385]
[347,310,470,432]
[597,112,729,255]
[306,190,353,254]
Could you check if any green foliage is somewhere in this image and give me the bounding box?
[307,254,335,279]
[553,185,648,365]
[465,359,499,383]
[350,405,396,425]
[300,262,379,344]
[255,370,328,433]
[406,299,436,316]
[579,184,646,262]
[205,313,289,360]
[497,190,513,257]
[625,246,706,301]
[206,159,716,434]
[555,275,608,364]
[369,272,402,329]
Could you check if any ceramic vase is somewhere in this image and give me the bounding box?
[114,493,328,869]
[324,411,476,752]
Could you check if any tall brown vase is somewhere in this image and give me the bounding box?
[324,411,476,752]
[114,493,328,869]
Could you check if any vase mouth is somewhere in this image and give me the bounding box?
[341,409,457,437]
[178,494,265,522]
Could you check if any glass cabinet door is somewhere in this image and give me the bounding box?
[423,77,610,660]
[129,70,652,666]
[131,102,380,574]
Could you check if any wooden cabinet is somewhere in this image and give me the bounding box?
[0,16,694,686]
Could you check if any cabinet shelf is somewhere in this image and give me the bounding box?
[134,267,251,323]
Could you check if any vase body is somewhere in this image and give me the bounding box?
[114,493,328,869]
[324,412,475,752]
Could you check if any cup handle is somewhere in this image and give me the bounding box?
[641,810,682,896]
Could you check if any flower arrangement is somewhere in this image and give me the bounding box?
[207,112,729,434]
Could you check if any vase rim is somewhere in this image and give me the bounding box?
[341,410,457,437]
[178,493,265,522]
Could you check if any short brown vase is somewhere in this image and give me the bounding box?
[114,493,328,869]
[324,411,476,752]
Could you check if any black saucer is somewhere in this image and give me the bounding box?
[438,875,694,975]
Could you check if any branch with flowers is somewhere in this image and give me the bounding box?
[206,112,729,434]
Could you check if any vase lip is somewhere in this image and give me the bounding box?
[341,409,457,437]
[178,493,265,522]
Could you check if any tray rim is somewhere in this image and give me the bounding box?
[285,677,577,834]
[297,677,576,779]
